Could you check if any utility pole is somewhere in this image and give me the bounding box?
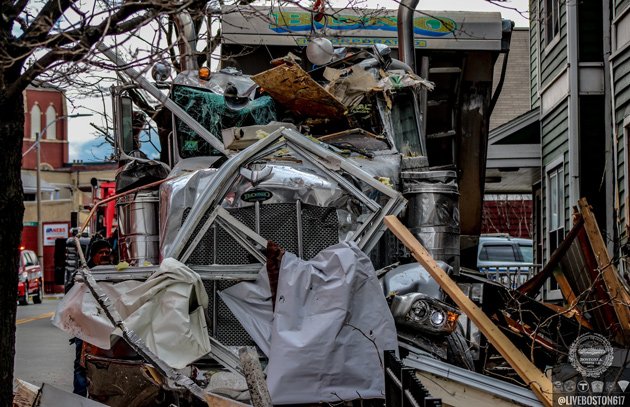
[36,132,42,285]
[23,113,92,293]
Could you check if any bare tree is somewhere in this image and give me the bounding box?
[0,0,212,403]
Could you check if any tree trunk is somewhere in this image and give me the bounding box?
[0,85,26,405]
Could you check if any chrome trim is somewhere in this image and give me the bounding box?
[167,128,285,259]
[403,351,542,406]
[296,200,303,258]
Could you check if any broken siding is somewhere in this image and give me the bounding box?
[530,0,540,108]
[613,46,630,235]
[541,101,569,260]
[539,0,568,88]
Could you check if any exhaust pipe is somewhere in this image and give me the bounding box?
[172,12,199,72]
[397,0,419,72]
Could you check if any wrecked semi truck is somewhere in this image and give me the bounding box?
[58,5,515,405]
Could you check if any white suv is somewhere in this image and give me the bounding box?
[477,235,534,288]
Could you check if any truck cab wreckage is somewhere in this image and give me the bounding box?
[50,3,630,407]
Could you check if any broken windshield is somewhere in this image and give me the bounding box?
[171,84,276,159]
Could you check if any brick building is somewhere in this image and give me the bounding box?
[20,83,116,293]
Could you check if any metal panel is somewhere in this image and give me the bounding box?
[403,351,542,407]
[221,6,503,51]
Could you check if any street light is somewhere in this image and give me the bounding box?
[23,113,92,293]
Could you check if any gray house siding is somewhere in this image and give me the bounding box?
[616,0,630,18]
[530,0,540,108]
[542,101,569,166]
[541,100,569,256]
[613,46,630,234]
[539,0,568,88]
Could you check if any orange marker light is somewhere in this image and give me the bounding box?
[198,67,211,80]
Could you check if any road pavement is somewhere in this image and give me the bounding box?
[14,297,74,391]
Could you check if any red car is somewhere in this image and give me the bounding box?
[17,248,43,305]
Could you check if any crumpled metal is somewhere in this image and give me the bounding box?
[220,241,398,404]
[53,258,211,369]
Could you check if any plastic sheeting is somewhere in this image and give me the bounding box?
[220,241,398,404]
[53,258,211,369]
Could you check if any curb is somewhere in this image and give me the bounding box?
[43,294,64,300]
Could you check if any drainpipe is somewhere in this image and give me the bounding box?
[567,0,579,208]
[397,0,419,72]
[172,12,199,72]
[603,0,616,254]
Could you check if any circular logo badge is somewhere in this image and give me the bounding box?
[569,333,614,378]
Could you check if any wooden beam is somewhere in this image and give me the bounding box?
[578,198,630,342]
[384,216,553,407]
[552,269,577,306]
[12,379,39,407]
[239,347,272,407]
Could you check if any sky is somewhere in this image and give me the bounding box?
[65,0,529,162]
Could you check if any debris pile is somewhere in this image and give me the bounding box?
[37,40,630,407]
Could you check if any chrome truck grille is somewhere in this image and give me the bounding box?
[183,202,339,345]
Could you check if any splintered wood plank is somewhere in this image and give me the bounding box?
[252,63,346,118]
[578,198,630,342]
[384,215,553,407]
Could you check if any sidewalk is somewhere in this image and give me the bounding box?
[43,293,64,300]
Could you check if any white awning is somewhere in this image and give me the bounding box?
[21,171,58,194]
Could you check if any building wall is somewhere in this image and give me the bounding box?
[490,28,531,130]
[24,200,74,222]
[540,100,569,254]
[617,0,630,17]
[22,86,69,170]
[538,0,568,88]
[481,195,533,238]
[613,1,630,238]
[530,1,540,108]
[21,167,117,225]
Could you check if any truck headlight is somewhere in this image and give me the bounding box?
[430,310,445,327]
[19,271,27,282]
[390,293,460,335]
[411,300,430,322]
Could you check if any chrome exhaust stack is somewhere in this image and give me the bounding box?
[397,0,419,72]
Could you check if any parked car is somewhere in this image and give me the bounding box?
[18,248,43,305]
[477,235,534,288]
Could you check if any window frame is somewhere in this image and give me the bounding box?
[545,157,564,300]
[45,105,57,140]
[30,103,41,140]
[543,0,560,48]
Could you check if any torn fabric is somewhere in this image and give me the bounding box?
[53,258,211,369]
[221,241,398,404]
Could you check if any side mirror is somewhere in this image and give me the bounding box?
[117,95,134,155]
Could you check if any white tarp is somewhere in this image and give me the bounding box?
[53,258,211,369]
[220,241,398,404]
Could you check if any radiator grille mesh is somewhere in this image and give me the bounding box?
[186,202,339,346]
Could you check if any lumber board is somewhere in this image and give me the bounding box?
[578,198,630,341]
[551,269,577,306]
[12,379,39,407]
[384,215,553,407]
